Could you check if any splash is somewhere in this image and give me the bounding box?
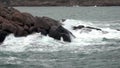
[0,19,120,54]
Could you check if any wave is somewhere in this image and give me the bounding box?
[62,19,120,39]
[0,19,120,53]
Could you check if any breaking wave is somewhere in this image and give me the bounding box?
[0,19,120,54]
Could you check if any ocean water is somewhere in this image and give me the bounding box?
[0,7,120,68]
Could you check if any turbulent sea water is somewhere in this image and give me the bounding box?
[0,7,120,68]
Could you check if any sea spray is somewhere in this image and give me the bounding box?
[0,19,120,54]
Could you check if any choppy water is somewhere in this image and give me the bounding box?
[0,7,120,68]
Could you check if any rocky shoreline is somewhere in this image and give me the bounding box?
[1,0,120,6]
[0,5,73,44]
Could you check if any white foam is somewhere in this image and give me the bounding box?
[0,19,120,53]
[62,19,120,39]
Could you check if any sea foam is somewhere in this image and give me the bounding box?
[0,19,120,53]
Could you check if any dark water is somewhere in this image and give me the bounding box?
[0,7,120,68]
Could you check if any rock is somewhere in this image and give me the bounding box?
[0,16,9,24]
[29,26,37,33]
[12,11,24,23]
[0,30,9,43]
[49,26,61,40]
[73,25,85,30]
[49,26,71,42]
[22,12,35,27]
[34,16,62,36]
[73,25,109,34]
[86,26,102,31]
[1,21,17,33]
[14,25,26,37]
[24,25,29,31]
[116,29,120,31]
[57,26,72,42]
[37,28,48,35]
[60,19,66,22]
[35,16,61,30]
[61,33,71,42]
[0,5,73,43]
[73,25,102,31]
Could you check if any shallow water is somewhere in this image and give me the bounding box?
[0,7,120,68]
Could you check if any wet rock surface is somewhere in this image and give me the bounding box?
[0,5,72,43]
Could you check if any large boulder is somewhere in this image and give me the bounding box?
[12,11,24,24]
[35,16,61,30]
[49,26,71,42]
[49,26,61,40]
[0,5,73,43]
[22,12,36,27]
[73,25,84,30]
[14,25,27,37]
[1,22,16,33]
[37,28,48,35]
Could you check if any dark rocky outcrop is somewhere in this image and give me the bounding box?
[49,26,71,42]
[73,25,102,31]
[86,26,102,31]
[73,25,85,30]
[0,5,73,44]
[72,25,109,34]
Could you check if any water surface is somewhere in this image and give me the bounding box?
[0,7,120,68]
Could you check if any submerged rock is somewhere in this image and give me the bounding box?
[73,25,102,31]
[0,5,73,43]
[73,25,85,30]
[72,25,108,34]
